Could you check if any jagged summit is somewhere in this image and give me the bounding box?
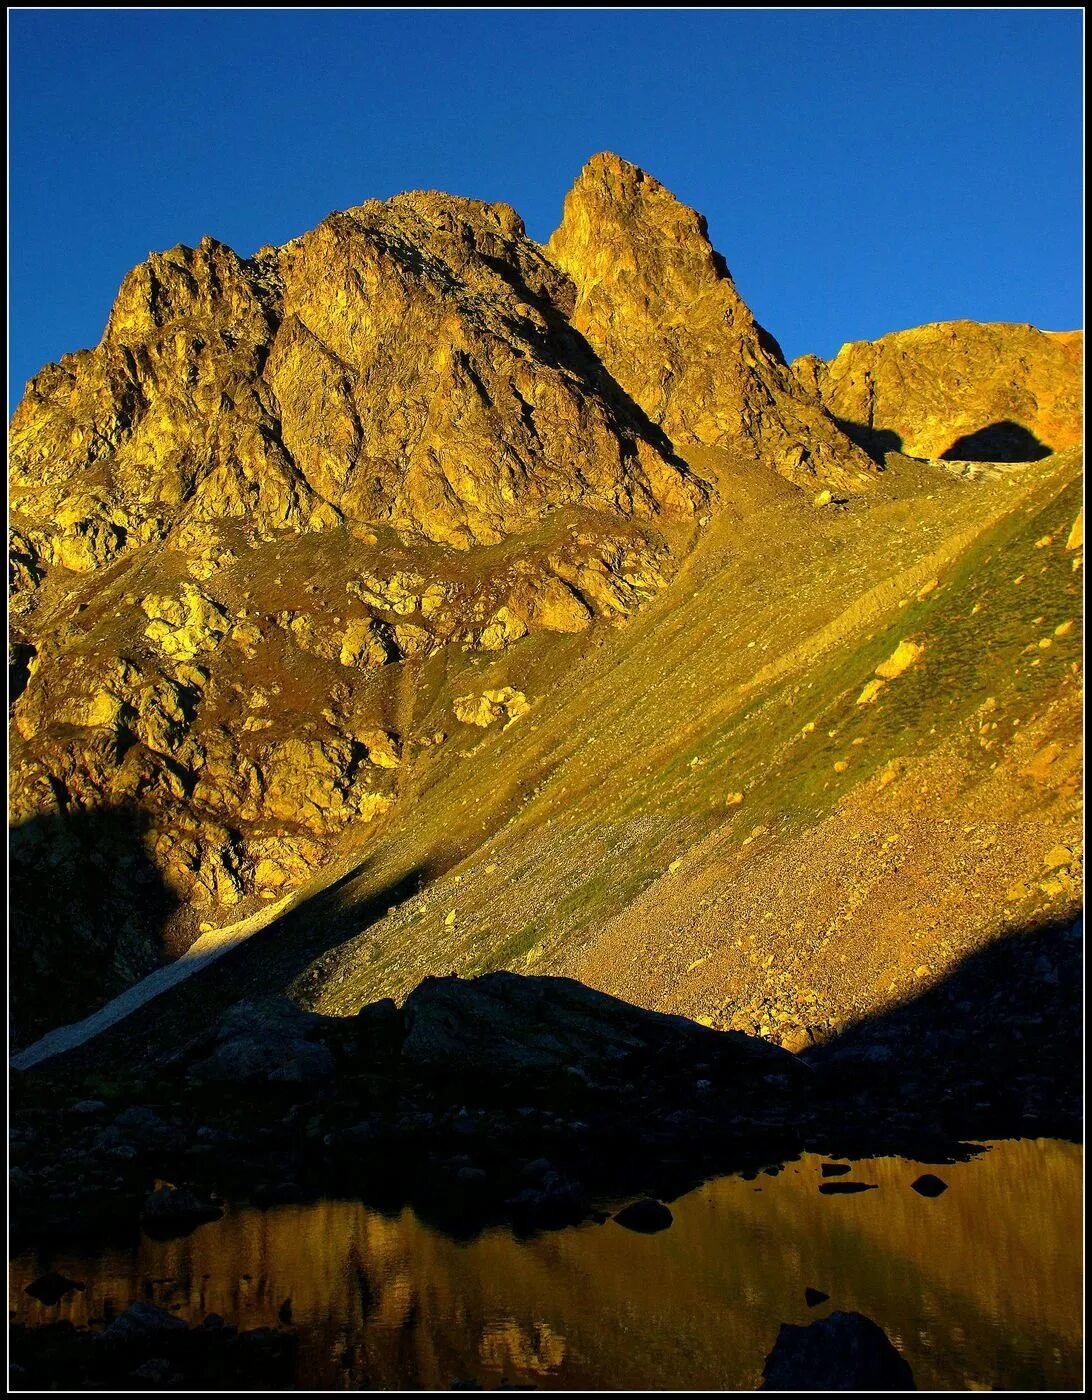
[11,188,701,565]
[12,157,735,1035]
[548,154,876,490]
[11,154,873,578]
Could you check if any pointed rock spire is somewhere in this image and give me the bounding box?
[548,153,875,492]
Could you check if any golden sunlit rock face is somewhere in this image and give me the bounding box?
[9,200,703,562]
[6,152,1084,1044]
[7,163,717,1035]
[547,153,877,492]
[792,321,1084,463]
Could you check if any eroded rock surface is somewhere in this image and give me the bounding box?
[9,164,722,1039]
[548,153,876,492]
[8,154,1080,1044]
[792,321,1083,462]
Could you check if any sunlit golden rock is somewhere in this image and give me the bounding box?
[548,152,876,492]
[454,688,530,727]
[793,322,1083,462]
[8,154,1083,1046]
[875,639,925,680]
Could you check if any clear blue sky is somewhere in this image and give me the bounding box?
[9,9,1084,408]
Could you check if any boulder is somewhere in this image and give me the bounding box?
[25,1272,85,1306]
[216,996,326,1043]
[114,1105,170,1135]
[196,1035,335,1086]
[94,1106,181,1156]
[612,1198,673,1234]
[141,1184,224,1238]
[96,1302,189,1346]
[761,1311,916,1390]
[351,997,404,1058]
[453,687,529,728]
[267,1043,337,1084]
[129,1357,182,1386]
[400,971,796,1081]
[191,996,337,1084]
[70,1099,107,1116]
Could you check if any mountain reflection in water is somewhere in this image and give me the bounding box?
[10,1139,1081,1391]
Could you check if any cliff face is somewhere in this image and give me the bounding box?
[10,179,721,1037]
[6,161,731,1037]
[792,321,1084,463]
[9,195,704,568]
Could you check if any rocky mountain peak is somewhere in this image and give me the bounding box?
[9,162,723,1036]
[11,183,703,575]
[792,321,1084,463]
[548,155,876,491]
[15,154,1073,1045]
[550,150,733,298]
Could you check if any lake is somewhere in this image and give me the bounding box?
[9,1138,1081,1391]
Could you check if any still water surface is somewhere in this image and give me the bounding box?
[10,1139,1081,1391]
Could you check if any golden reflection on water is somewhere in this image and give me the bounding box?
[10,1139,1081,1391]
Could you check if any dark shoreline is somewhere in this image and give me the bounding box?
[11,914,1082,1251]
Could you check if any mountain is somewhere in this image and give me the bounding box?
[7,154,1083,1053]
[547,153,875,491]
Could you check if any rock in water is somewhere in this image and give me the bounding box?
[804,1287,831,1308]
[95,1301,189,1345]
[761,1311,916,1390]
[910,1173,948,1198]
[612,1198,674,1234]
[140,1184,224,1238]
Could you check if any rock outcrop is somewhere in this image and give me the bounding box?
[399,971,796,1078]
[8,166,719,1038]
[9,203,702,564]
[547,153,876,492]
[761,1311,917,1390]
[792,321,1083,462]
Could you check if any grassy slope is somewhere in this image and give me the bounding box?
[17,443,1082,1086]
[296,445,1082,1039]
